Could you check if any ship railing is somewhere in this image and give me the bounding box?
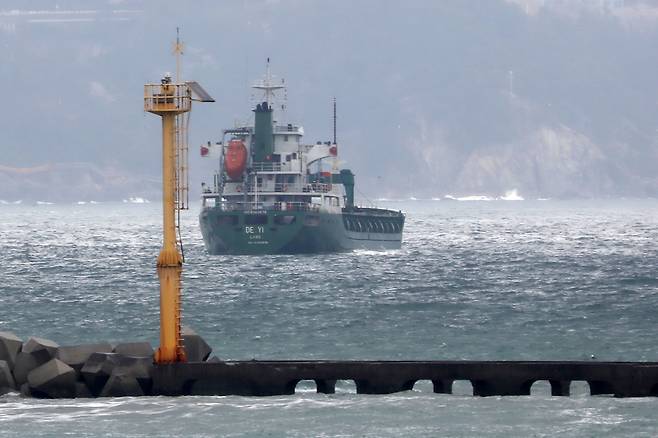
[252,162,283,172]
[308,182,332,193]
[273,202,321,212]
[215,201,320,213]
[245,182,333,193]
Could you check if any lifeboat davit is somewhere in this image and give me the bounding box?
[224,139,247,181]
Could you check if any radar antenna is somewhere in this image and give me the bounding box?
[252,58,285,104]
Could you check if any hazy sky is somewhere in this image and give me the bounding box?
[2,0,658,198]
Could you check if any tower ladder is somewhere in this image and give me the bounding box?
[174,113,189,252]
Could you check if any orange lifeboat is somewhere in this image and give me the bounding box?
[224,139,247,181]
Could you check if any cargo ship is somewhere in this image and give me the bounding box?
[199,64,404,254]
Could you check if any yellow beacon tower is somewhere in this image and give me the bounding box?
[144,56,213,363]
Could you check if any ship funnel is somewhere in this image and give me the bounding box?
[253,100,274,162]
[340,169,355,208]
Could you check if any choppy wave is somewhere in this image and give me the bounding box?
[1,200,658,436]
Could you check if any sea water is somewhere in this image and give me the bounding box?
[1,199,657,437]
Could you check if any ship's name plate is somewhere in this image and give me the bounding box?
[245,226,265,234]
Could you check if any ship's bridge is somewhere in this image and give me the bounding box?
[273,123,303,153]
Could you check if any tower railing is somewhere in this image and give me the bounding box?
[144,83,192,114]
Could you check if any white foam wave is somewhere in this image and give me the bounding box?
[444,192,525,201]
[452,195,495,201]
[36,201,54,205]
[76,201,87,205]
[500,189,524,201]
[123,197,150,204]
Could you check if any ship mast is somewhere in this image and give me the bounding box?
[333,97,337,145]
[174,27,184,82]
[252,58,285,105]
[332,97,338,175]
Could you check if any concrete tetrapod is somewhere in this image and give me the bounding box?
[0,360,17,395]
[0,332,23,371]
[23,337,59,357]
[56,342,113,371]
[81,353,154,396]
[100,370,145,397]
[113,342,154,357]
[14,336,60,385]
[27,358,77,399]
[182,326,212,362]
[13,348,54,386]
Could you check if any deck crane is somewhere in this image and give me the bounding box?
[143,32,214,363]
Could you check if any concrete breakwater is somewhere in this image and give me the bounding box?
[2,331,658,398]
[155,361,658,398]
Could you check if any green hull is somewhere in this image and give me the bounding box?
[199,207,404,255]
